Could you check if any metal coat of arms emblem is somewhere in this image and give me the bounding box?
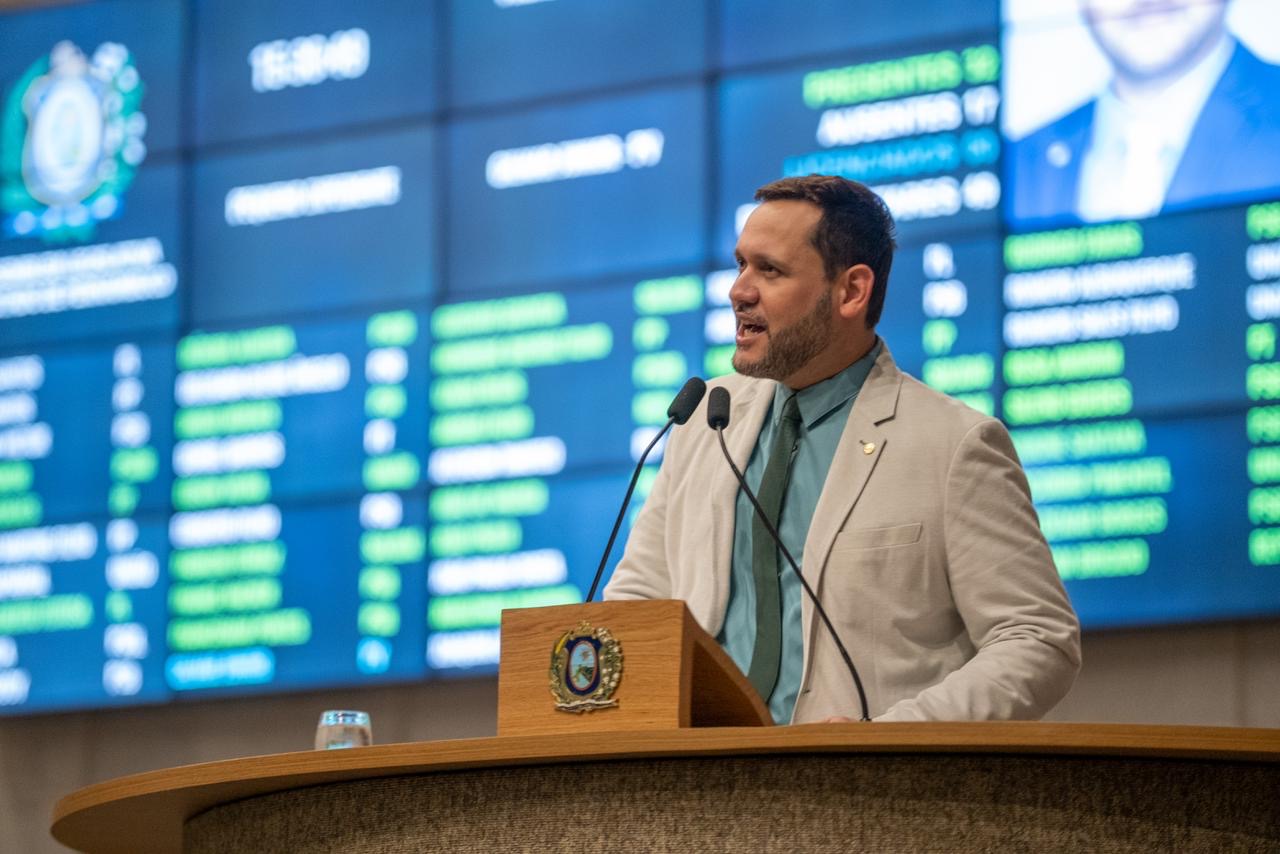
[549,620,622,713]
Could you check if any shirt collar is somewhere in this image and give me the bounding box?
[773,338,883,431]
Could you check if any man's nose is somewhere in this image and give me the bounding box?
[728,272,758,309]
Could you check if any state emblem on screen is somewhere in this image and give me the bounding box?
[1,40,147,243]
[549,620,622,713]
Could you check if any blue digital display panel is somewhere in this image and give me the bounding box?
[429,278,705,477]
[877,237,1004,417]
[447,86,707,294]
[190,127,437,325]
[448,0,708,109]
[171,311,428,508]
[0,0,185,156]
[166,309,428,695]
[1001,207,1254,423]
[0,162,183,349]
[720,0,997,70]
[165,498,428,695]
[0,516,171,712]
[193,0,438,147]
[999,197,1280,629]
[0,0,184,356]
[716,39,1004,260]
[1028,412,1279,629]
[422,275,707,673]
[0,341,174,523]
[425,470,632,673]
[0,337,173,712]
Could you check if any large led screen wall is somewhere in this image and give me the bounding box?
[1,0,1278,714]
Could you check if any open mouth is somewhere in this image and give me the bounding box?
[737,319,767,342]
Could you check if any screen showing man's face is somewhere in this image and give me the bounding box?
[1081,0,1230,82]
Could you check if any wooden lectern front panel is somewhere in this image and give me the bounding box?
[498,600,693,736]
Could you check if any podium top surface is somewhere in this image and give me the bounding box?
[51,722,1280,854]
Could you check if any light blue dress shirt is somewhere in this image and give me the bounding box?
[718,339,882,723]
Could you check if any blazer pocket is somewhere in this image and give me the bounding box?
[832,522,923,551]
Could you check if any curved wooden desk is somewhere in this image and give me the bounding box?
[52,723,1280,854]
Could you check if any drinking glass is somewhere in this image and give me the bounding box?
[315,710,372,750]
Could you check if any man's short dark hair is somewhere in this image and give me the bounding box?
[754,175,897,328]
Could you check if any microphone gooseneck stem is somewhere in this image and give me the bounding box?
[585,415,676,602]
[714,426,871,722]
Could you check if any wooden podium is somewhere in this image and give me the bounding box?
[49,602,1280,853]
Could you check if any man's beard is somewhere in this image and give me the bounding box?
[733,289,833,382]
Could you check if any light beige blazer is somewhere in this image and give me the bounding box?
[606,346,1081,722]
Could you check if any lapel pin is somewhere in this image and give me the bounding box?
[862,442,876,455]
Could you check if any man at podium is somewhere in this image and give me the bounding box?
[606,175,1081,724]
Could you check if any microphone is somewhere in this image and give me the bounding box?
[585,377,707,602]
[705,386,870,721]
[707,384,731,429]
[667,375,708,425]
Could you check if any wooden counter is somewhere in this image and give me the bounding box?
[52,723,1280,854]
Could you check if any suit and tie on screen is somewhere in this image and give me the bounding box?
[1008,0,1280,226]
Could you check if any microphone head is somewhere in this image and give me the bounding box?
[667,377,707,425]
[707,386,731,430]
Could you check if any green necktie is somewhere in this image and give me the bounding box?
[747,393,802,703]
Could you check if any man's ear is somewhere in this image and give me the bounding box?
[835,264,875,321]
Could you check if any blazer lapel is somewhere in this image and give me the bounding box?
[803,349,903,590]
